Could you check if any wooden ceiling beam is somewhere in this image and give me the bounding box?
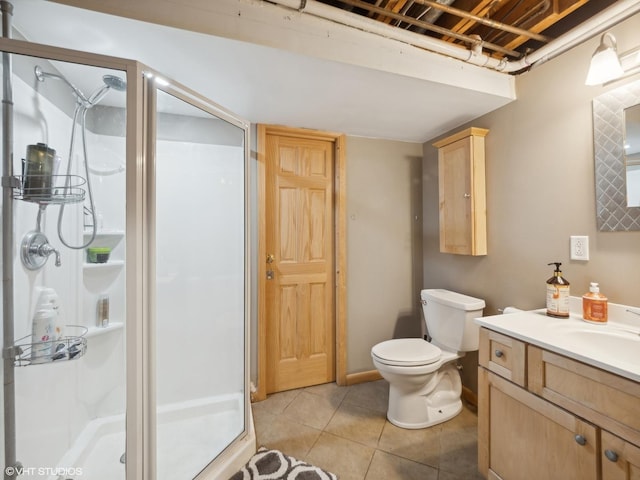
[379,0,412,24]
[500,0,590,52]
[437,0,505,38]
[456,0,589,55]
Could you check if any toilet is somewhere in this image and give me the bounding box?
[371,289,485,429]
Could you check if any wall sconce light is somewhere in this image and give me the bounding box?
[586,32,640,86]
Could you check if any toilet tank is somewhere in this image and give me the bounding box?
[421,289,485,352]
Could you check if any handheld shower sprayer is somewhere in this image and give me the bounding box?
[35,66,127,108]
[31,65,127,254]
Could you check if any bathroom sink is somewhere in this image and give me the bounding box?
[556,325,640,365]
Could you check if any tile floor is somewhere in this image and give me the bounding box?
[251,380,485,480]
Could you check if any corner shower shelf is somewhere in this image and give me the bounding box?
[83,259,125,271]
[85,321,124,339]
[12,175,86,205]
[12,325,88,367]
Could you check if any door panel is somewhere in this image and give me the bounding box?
[266,134,335,393]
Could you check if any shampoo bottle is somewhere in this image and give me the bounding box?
[582,282,608,323]
[31,307,55,363]
[35,288,62,341]
[546,262,570,318]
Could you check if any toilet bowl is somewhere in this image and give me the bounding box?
[371,289,485,429]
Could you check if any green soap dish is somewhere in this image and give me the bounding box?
[86,247,111,264]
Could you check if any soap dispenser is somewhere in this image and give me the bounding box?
[546,262,570,318]
[582,282,608,323]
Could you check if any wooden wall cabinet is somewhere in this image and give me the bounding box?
[478,327,640,480]
[433,127,488,256]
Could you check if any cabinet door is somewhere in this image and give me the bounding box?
[435,128,487,255]
[481,370,598,480]
[438,135,474,254]
[602,430,640,480]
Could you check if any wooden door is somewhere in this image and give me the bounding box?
[264,132,336,393]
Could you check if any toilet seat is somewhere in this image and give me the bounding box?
[371,338,441,367]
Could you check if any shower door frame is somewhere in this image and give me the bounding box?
[0,37,254,479]
[0,37,148,479]
[141,66,253,480]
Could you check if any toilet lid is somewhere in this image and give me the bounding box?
[371,338,441,366]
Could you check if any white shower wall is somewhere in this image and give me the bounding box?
[8,72,127,470]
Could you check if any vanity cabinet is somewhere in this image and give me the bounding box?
[432,127,488,256]
[478,327,640,480]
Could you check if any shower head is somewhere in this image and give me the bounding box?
[87,74,127,106]
[103,74,126,92]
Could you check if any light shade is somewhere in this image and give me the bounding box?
[585,33,625,86]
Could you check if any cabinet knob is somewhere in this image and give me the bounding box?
[463,193,471,198]
[574,434,587,446]
[604,450,619,462]
[494,350,504,358]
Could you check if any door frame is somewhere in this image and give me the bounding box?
[255,124,347,401]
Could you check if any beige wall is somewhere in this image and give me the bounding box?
[346,136,424,373]
[422,14,640,391]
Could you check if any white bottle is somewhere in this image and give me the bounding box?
[31,308,55,364]
[36,288,63,341]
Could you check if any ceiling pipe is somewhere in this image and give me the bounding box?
[269,0,640,73]
[337,0,520,58]
[410,0,549,42]
[272,0,506,68]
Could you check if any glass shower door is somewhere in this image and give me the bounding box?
[152,86,247,479]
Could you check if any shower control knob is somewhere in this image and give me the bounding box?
[20,230,62,270]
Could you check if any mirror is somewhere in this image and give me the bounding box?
[625,104,640,207]
[592,79,640,231]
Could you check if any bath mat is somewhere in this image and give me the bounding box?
[229,447,337,480]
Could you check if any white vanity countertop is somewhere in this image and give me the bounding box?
[475,300,640,383]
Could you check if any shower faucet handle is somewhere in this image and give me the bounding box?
[20,231,62,270]
[38,242,61,267]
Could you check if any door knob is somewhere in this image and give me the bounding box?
[266,254,275,264]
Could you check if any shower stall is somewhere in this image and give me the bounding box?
[0,25,254,480]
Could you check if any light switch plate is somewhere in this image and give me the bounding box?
[570,235,589,261]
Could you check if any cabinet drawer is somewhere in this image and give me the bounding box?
[479,328,526,387]
[529,346,640,447]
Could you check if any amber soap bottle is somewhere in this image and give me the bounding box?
[582,282,608,323]
[546,262,570,318]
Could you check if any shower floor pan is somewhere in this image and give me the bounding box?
[50,393,244,480]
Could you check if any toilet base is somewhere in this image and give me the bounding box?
[387,399,462,429]
[384,363,463,429]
